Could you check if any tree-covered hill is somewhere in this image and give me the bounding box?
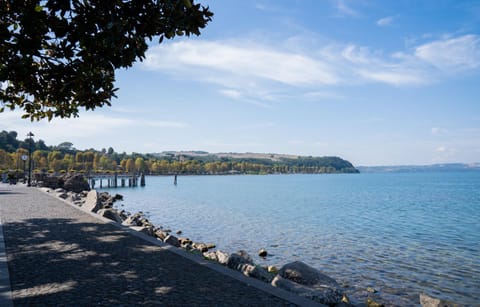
[0,130,359,175]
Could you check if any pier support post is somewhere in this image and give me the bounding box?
[114,172,118,188]
[121,178,125,187]
[140,173,145,187]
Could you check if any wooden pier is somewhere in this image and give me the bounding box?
[88,173,146,189]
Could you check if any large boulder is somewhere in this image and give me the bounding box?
[40,176,61,189]
[242,264,273,283]
[226,250,254,271]
[272,275,343,306]
[278,261,339,288]
[97,208,123,223]
[63,174,90,193]
[164,235,180,247]
[122,213,144,226]
[82,190,101,213]
[272,261,343,306]
[130,226,154,236]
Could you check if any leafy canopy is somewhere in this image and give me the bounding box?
[0,0,212,120]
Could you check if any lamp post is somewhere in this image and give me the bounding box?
[27,132,34,187]
[21,154,28,183]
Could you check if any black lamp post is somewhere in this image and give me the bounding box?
[27,132,34,187]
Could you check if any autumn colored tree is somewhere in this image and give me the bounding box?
[125,158,135,173]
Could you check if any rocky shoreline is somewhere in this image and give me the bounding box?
[38,174,458,307]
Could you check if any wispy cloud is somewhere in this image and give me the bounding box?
[141,34,480,102]
[414,34,480,71]
[377,16,394,27]
[143,40,339,86]
[334,0,359,17]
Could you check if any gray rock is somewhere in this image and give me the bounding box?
[226,250,254,271]
[258,248,268,257]
[57,192,68,199]
[154,230,168,241]
[122,213,143,226]
[419,293,457,307]
[70,193,81,202]
[215,250,230,265]
[203,251,218,261]
[54,188,66,193]
[274,261,343,305]
[272,275,343,306]
[278,261,339,288]
[193,243,209,253]
[130,226,154,236]
[179,238,193,246]
[164,235,180,247]
[366,298,384,307]
[63,174,90,193]
[242,264,273,283]
[97,208,123,223]
[82,190,101,213]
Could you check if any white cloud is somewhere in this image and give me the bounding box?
[436,146,447,152]
[415,34,480,71]
[141,33,480,101]
[334,0,359,17]
[377,16,394,27]
[219,89,243,99]
[144,40,339,86]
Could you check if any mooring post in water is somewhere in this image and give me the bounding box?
[91,178,95,189]
[174,174,177,185]
[140,173,145,187]
[128,178,132,187]
[99,178,102,188]
[114,172,118,188]
[121,178,125,187]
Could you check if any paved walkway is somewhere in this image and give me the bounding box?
[0,184,312,306]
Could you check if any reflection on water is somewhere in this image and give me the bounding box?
[103,172,480,306]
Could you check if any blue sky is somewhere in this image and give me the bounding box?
[2,0,480,166]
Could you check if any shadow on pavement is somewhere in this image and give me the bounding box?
[3,217,290,306]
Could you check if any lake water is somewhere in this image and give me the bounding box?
[101,172,480,306]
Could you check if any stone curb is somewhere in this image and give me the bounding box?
[39,188,324,307]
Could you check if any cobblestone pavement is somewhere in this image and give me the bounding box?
[0,184,297,306]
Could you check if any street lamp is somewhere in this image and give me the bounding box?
[27,132,34,187]
[21,154,28,183]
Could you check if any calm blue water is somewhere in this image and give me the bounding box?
[102,172,480,306]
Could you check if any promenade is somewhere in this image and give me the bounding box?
[0,184,314,306]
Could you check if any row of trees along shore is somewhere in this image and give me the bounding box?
[0,131,359,175]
